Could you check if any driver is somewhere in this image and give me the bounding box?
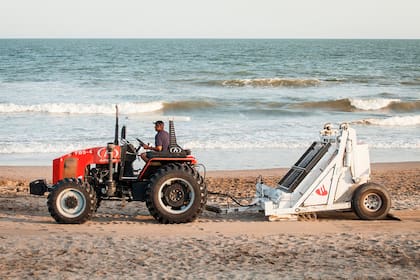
[140,120,170,163]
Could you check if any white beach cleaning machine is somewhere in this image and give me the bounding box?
[209,123,392,221]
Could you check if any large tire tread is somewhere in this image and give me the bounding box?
[146,163,207,224]
[352,182,391,220]
[47,178,96,224]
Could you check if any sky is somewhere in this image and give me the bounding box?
[0,0,419,39]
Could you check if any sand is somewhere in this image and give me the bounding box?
[0,162,419,279]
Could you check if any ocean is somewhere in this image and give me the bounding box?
[0,39,419,170]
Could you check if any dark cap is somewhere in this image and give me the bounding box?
[153,120,164,126]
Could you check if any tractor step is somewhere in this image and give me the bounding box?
[29,179,51,195]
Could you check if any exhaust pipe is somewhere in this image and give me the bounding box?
[114,105,119,145]
[106,142,116,196]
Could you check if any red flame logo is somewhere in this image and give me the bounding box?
[315,185,328,196]
[97,147,119,162]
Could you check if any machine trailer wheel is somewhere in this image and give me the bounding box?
[352,183,391,220]
[146,163,207,224]
[47,178,96,224]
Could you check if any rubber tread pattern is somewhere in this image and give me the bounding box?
[145,163,207,224]
[47,178,97,224]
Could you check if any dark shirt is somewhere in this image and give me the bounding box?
[155,130,169,151]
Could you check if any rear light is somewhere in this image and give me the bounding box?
[187,155,198,165]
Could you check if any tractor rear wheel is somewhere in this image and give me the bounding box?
[146,163,207,224]
[47,178,96,224]
[352,183,391,220]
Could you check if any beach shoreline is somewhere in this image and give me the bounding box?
[0,162,419,279]
[2,147,419,171]
[0,161,418,181]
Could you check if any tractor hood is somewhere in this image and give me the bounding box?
[52,145,121,184]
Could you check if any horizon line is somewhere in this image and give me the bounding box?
[1,37,419,40]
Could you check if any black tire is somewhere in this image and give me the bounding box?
[146,163,207,224]
[352,183,391,220]
[47,178,96,224]
[85,167,101,212]
[94,189,102,212]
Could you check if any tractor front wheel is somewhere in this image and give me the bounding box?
[47,178,96,224]
[146,163,207,224]
[352,183,391,220]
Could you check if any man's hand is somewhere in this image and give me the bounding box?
[155,145,163,152]
[142,143,162,152]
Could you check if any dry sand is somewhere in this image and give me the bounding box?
[0,162,419,279]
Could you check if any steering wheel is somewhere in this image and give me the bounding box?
[122,138,137,153]
[136,138,145,146]
[136,138,145,152]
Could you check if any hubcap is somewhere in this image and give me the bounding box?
[164,183,186,208]
[65,196,78,209]
[363,193,382,212]
[158,178,195,214]
[56,188,87,218]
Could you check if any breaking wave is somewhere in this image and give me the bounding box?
[0,142,93,154]
[352,115,420,127]
[162,98,419,114]
[349,98,401,111]
[1,98,419,116]
[219,78,321,87]
[386,100,420,112]
[296,99,354,112]
[0,100,220,115]
[296,98,420,112]
[162,100,217,111]
[0,102,164,114]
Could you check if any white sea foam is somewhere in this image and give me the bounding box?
[349,98,400,111]
[370,142,420,149]
[0,141,307,155]
[183,140,305,150]
[352,115,420,126]
[167,116,191,122]
[1,136,418,156]
[0,102,164,114]
[221,78,321,87]
[0,142,95,154]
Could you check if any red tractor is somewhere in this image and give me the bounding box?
[30,107,207,224]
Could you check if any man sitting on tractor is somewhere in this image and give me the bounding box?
[140,120,170,162]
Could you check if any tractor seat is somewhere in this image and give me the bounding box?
[148,148,191,159]
[148,120,191,159]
